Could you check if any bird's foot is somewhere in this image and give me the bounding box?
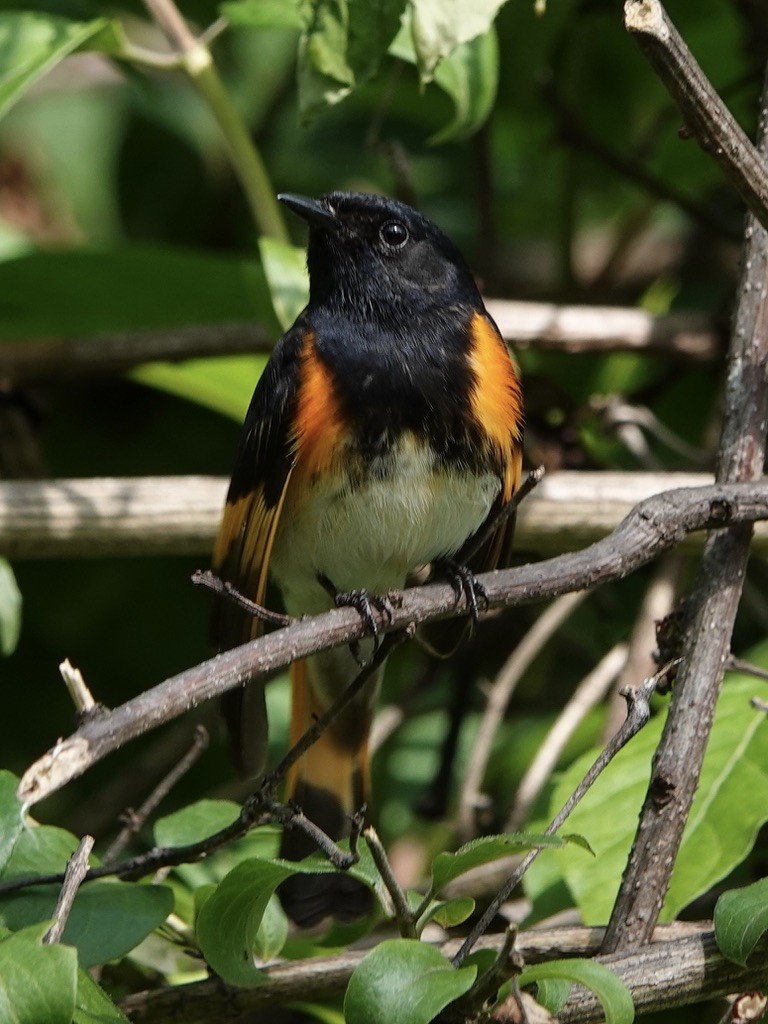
[435,559,489,626]
[318,575,395,663]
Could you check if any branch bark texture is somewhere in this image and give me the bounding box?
[625,0,768,231]
[16,480,768,807]
[117,923,708,1024]
[603,60,768,952]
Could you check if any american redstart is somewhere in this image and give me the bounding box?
[211,191,524,925]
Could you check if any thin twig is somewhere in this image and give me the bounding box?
[506,643,628,831]
[2,632,406,895]
[103,726,209,865]
[624,0,768,231]
[59,659,97,717]
[458,466,544,565]
[452,670,661,968]
[192,570,293,627]
[42,836,94,945]
[15,480,768,809]
[457,590,588,841]
[727,655,768,683]
[364,827,416,938]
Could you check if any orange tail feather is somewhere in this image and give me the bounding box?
[279,659,373,926]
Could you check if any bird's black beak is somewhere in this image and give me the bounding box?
[278,193,338,231]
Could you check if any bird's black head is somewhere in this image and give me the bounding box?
[278,191,482,322]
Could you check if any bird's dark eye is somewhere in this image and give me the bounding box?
[379,220,409,249]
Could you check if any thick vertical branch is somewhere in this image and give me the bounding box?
[603,66,768,952]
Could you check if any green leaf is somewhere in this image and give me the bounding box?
[0,13,124,120]
[0,560,21,656]
[258,238,309,330]
[409,0,507,80]
[525,667,768,924]
[0,823,78,880]
[420,896,475,929]
[390,21,498,142]
[297,0,406,121]
[714,876,768,967]
[196,858,296,986]
[344,939,476,1024]
[0,773,23,873]
[132,355,266,422]
[0,881,174,968]
[154,800,243,848]
[519,959,634,1024]
[0,923,77,1024]
[253,894,288,960]
[0,246,276,342]
[430,833,569,894]
[222,0,305,29]
[73,969,130,1024]
[154,800,280,889]
[535,977,573,1015]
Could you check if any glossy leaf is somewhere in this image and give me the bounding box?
[196,857,295,985]
[420,896,475,929]
[430,833,568,894]
[714,876,768,967]
[133,355,266,422]
[526,669,768,923]
[154,800,280,889]
[73,969,130,1023]
[519,959,634,1024]
[0,560,21,656]
[0,881,173,968]
[0,823,78,880]
[535,977,573,1015]
[0,923,77,1024]
[344,939,476,1024]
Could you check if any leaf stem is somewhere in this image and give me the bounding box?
[141,0,289,242]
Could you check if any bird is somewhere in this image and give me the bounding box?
[210,191,524,926]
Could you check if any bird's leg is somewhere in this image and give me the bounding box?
[433,558,489,627]
[317,573,395,662]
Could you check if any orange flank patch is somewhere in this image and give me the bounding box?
[294,331,347,479]
[468,310,524,454]
[287,660,369,813]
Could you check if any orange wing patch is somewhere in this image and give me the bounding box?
[293,331,347,480]
[468,310,523,452]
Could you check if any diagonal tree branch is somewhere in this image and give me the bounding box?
[602,56,768,953]
[624,0,768,231]
[16,480,768,808]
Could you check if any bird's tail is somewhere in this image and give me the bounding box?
[279,657,376,926]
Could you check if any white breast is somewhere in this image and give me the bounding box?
[270,433,500,616]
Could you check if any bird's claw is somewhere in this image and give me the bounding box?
[336,590,394,658]
[437,559,489,626]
